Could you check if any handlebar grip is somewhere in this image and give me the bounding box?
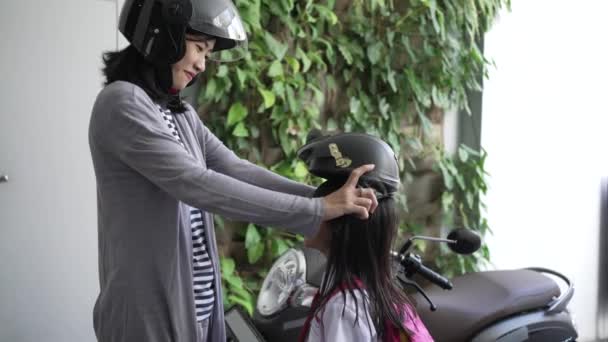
[416,263,453,290]
[398,253,453,290]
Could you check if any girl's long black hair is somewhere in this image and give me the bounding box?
[310,181,413,339]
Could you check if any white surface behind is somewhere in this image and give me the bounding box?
[481,1,608,340]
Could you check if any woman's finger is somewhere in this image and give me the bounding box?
[351,204,369,220]
[354,197,373,211]
[344,164,375,188]
[359,188,378,213]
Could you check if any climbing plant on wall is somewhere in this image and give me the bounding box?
[197,0,509,314]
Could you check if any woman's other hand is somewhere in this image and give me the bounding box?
[322,164,378,221]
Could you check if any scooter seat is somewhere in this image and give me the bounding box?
[412,269,561,342]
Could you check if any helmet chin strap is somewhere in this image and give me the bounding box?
[156,64,175,93]
[153,64,188,113]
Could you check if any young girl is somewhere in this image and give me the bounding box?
[297,133,434,342]
[89,1,378,341]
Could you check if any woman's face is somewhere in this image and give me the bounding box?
[171,35,216,90]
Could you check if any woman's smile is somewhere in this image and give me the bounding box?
[184,70,195,81]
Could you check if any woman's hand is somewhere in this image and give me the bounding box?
[321,164,379,221]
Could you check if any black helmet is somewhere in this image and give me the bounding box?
[118,0,248,65]
[297,130,400,196]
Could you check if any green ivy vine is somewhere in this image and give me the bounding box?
[197,0,510,315]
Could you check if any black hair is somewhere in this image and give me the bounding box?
[310,181,414,339]
[101,30,212,113]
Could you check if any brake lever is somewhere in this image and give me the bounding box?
[396,274,437,311]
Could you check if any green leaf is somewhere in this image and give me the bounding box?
[459,147,469,162]
[387,69,397,92]
[221,257,235,277]
[308,51,327,70]
[461,144,480,157]
[349,97,361,115]
[466,192,475,209]
[338,45,353,65]
[378,97,390,119]
[281,0,295,12]
[388,131,400,156]
[296,47,312,73]
[386,31,395,47]
[245,224,264,263]
[264,32,288,60]
[227,295,254,315]
[236,68,247,89]
[240,0,261,31]
[304,105,320,120]
[417,112,433,136]
[438,162,453,190]
[258,88,276,109]
[455,173,465,190]
[217,65,229,78]
[232,122,249,137]
[272,81,285,100]
[245,224,261,250]
[202,78,217,102]
[271,237,290,258]
[482,245,490,260]
[229,285,252,304]
[442,192,454,209]
[224,273,243,288]
[313,4,338,25]
[285,56,301,74]
[366,42,382,65]
[307,83,324,106]
[227,102,248,127]
[286,85,298,113]
[247,242,264,264]
[294,161,308,178]
[267,60,284,78]
[326,118,337,131]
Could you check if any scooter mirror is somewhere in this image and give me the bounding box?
[447,228,481,254]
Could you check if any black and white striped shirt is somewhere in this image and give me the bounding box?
[158,105,215,321]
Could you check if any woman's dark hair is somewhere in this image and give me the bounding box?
[310,180,413,339]
[101,30,211,112]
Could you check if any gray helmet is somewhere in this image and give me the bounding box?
[297,130,401,196]
[118,0,248,65]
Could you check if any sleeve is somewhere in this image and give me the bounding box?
[90,85,322,237]
[189,109,315,198]
[319,295,376,342]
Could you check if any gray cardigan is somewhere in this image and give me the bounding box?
[88,81,323,342]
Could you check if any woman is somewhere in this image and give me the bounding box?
[89,1,377,341]
[297,133,434,342]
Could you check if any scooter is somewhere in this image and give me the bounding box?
[232,228,578,342]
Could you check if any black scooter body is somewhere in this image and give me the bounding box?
[248,246,578,342]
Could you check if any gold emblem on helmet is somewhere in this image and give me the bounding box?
[328,143,352,168]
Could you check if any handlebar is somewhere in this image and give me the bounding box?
[392,251,453,290]
[415,260,453,290]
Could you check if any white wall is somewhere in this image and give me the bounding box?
[0,1,117,341]
[481,1,608,341]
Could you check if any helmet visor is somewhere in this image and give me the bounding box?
[209,37,247,62]
[189,0,248,62]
